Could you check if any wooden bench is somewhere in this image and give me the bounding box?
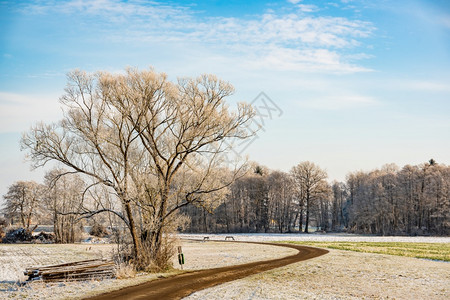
[225,236,235,241]
[202,236,210,241]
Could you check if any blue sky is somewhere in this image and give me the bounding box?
[1,0,450,200]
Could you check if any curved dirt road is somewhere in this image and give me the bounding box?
[87,242,328,300]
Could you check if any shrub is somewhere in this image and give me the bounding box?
[0,217,5,241]
[90,223,108,237]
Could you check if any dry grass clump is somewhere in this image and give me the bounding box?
[115,262,136,279]
[149,235,178,272]
[110,230,178,273]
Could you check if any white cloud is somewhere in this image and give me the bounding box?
[20,0,375,74]
[246,47,372,73]
[299,94,379,110]
[0,92,61,133]
[297,4,319,13]
[187,14,373,49]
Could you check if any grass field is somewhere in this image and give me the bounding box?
[283,241,450,261]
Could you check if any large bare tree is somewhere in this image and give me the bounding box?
[21,67,254,268]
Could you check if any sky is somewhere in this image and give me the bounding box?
[1,0,450,201]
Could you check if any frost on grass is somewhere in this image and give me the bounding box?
[1,236,449,299]
[186,249,450,300]
[0,240,296,299]
[0,244,112,282]
[180,233,450,244]
[172,240,297,270]
[0,244,114,299]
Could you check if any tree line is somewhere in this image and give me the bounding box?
[4,159,448,240]
[182,160,449,236]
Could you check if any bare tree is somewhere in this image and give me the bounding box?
[267,171,295,232]
[21,67,254,269]
[44,168,85,243]
[291,161,328,233]
[2,181,44,229]
[331,181,347,230]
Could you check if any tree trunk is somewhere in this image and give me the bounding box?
[299,208,304,232]
[305,196,310,233]
[20,203,26,229]
[203,209,208,233]
[224,201,230,233]
[293,211,298,233]
[124,202,141,258]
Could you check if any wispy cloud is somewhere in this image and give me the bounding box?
[380,0,450,32]
[297,4,319,13]
[299,94,379,110]
[18,0,375,74]
[204,14,373,48]
[246,47,371,73]
[287,1,320,13]
[0,92,61,133]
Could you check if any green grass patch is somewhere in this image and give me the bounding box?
[283,241,450,262]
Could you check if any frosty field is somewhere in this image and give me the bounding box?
[186,247,450,300]
[0,234,449,299]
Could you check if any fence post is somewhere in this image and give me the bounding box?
[177,246,184,270]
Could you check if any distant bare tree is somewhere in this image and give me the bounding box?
[2,181,44,229]
[331,181,348,231]
[267,171,295,232]
[44,168,85,243]
[291,161,328,233]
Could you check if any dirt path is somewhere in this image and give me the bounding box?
[86,242,328,300]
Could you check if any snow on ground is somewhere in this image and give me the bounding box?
[182,234,449,299]
[180,232,450,243]
[1,234,449,299]
[0,244,117,299]
[172,240,297,270]
[0,244,113,282]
